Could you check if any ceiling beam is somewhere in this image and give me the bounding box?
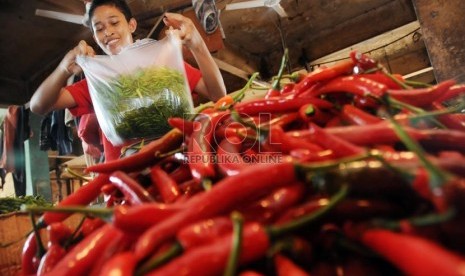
[213,44,258,75]
[213,58,250,80]
[309,20,421,67]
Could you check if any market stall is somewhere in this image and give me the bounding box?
[19,53,465,275]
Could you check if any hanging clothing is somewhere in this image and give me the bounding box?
[39,110,74,156]
[0,105,30,196]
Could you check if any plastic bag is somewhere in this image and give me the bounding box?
[76,34,194,145]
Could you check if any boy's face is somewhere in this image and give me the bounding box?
[91,5,137,55]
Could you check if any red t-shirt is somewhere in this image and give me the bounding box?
[67,62,202,162]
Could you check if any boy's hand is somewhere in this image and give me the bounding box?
[61,40,95,75]
[163,12,203,51]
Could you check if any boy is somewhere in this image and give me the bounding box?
[30,0,226,162]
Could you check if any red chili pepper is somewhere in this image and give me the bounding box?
[144,185,347,275]
[235,97,333,116]
[47,222,72,246]
[238,183,306,224]
[323,122,428,146]
[340,104,382,125]
[109,171,154,205]
[387,80,455,107]
[36,244,65,275]
[411,167,431,201]
[216,136,249,176]
[215,121,250,141]
[293,59,355,94]
[349,51,378,71]
[289,148,335,162]
[46,224,124,276]
[420,128,465,154]
[86,128,183,173]
[269,125,325,155]
[168,164,192,183]
[150,165,181,203]
[176,216,233,249]
[98,252,137,276]
[135,160,297,260]
[292,82,322,98]
[78,217,106,238]
[306,123,365,157]
[353,93,381,110]
[265,87,281,99]
[274,254,311,276]
[281,83,295,94]
[146,222,270,276]
[168,117,195,135]
[214,94,235,109]
[187,111,229,183]
[147,185,348,275]
[298,103,334,126]
[87,231,135,276]
[266,112,300,128]
[239,271,266,276]
[315,76,387,99]
[113,203,181,233]
[21,232,41,276]
[101,183,117,195]
[353,73,404,89]
[178,178,204,196]
[325,115,344,127]
[434,83,465,103]
[361,229,465,276]
[40,174,109,226]
[431,102,465,132]
[274,196,328,225]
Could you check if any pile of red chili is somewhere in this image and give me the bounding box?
[21,51,465,276]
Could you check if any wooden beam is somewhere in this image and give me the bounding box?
[303,0,417,61]
[213,44,258,75]
[213,58,250,80]
[309,21,421,67]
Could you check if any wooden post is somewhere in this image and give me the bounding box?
[411,0,465,82]
[25,112,52,201]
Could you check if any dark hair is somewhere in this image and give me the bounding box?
[88,0,133,23]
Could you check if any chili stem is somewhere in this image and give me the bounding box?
[381,70,410,89]
[268,185,348,238]
[63,215,87,249]
[29,213,46,257]
[406,99,465,119]
[22,205,114,222]
[388,98,446,129]
[192,72,260,118]
[65,167,92,182]
[295,150,375,174]
[232,72,260,103]
[404,79,433,88]
[230,109,267,142]
[386,96,453,189]
[136,242,183,276]
[224,212,244,276]
[373,208,456,230]
[270,48,289,91]
[202,178,213,191]
[155,146,185,159]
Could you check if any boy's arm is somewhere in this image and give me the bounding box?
[163,12,226,102]
[30,40,95,115]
